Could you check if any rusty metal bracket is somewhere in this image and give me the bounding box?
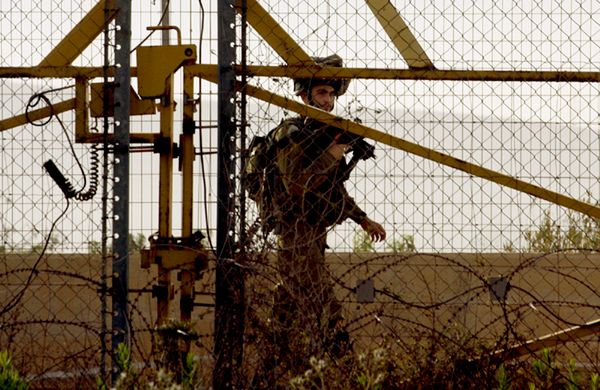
[89,82,156,117]
[152,283,174,300]
[74,77,159,144]
[140,232,210,273]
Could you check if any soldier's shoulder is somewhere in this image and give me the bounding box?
[273,117,304,143]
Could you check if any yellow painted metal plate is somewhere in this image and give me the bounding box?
[136,45,197,98]
[90,83,156,117]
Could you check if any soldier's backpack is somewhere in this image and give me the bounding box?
[243,125,281,232]
[243,117,308,232]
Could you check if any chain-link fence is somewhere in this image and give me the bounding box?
[235,1,600,387]
[0,0,214,387]
[1,1,112,388]
[2,0,600,388]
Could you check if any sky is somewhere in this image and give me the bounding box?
[1,1,600,252]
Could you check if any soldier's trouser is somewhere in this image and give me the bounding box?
[274,222,343,350]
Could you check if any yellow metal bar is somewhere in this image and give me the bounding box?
[226,64,600,83]
[181,70,195,236]
[156,71,175,322]
[180,68,196,322]
[158,81,175,241]
[234,0,313,65]
[0,81,155,142]
[0,99,76,132]
[88,82,157,117]
[0,66,114,79]
[136,44,197,98]
[39,0,118,66]
[365,0,433,69]
[197,69,600,220]
[75,78,89,142]
[75,132,158,144]
[8,63,599,83]
[500,318,600,359]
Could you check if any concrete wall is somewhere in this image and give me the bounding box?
[2,251,599,383]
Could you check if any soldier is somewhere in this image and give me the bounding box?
[266,54,386,362]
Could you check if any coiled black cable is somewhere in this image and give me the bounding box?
[75,142,99,201]
[26,88,99,201]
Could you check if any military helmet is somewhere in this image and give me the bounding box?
[293,54,350,97]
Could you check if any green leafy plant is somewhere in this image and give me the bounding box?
[353,230,374,253]
[116,342,132,373]
[529,348,557,388]
[181,352,198,390]
[0,351,28,390]
[96,375,108,390]
[110,343,138,390]
[386,235,416,253]
[565,358,581,390]
[507,209,600,252]
[106,340,202,390]
[495,363,511,390]
[355,348,387,389]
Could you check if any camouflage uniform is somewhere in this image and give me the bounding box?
[270,116,367,353]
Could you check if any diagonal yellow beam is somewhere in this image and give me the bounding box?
[365,0,433,69]
[235,0,313,66]
[0,95,155,144]
[39,0,118,66]
[0,99,76,132]
[3,0,119,133]
[194,65,600,220]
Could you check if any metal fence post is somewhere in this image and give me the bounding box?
[214,0,245,388]
[112,0,131,381]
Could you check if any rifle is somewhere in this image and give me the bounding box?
[339,135,375,182]
[305,118,376,181]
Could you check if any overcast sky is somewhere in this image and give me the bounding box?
[2,1,600,252]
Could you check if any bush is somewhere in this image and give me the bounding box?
[0,351,28,390]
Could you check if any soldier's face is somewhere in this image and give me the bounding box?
[305,85,336,112]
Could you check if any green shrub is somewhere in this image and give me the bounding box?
[0,351,28,390]
[104,321,203,390]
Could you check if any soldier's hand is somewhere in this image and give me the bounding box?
[327,142,350,161]
[360,217,386,242]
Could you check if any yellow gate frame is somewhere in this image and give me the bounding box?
[0,0,207,325]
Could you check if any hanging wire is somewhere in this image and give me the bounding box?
[25,88,99,202]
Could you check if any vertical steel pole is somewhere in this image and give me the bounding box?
[214,1,245,388]
[156,0,175,325]
[169,0,196,324]
[112,0,130,381]
[100,0,112,382]
[181,68,195,322]
[239,0,248,249]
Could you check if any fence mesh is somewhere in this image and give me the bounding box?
[1,1,110,388]
[1,0,600,388]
